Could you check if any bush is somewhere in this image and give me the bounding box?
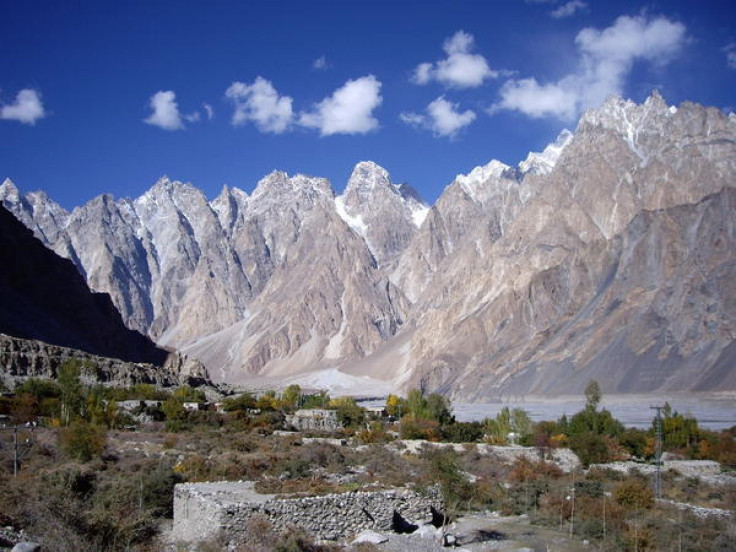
[441,421,484,443]
[615,478,654,511]
[569,432,612,467]
[59,422,106,462]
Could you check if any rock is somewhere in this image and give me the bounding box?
[11,542,41,552]
[351,529,388,544]
[414,524,441,539]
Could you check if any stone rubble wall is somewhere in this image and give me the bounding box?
[591,459,722,478]
[173,481,443,545]
[391,440,581,472]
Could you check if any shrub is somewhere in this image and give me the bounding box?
[569,432,611,467]
[441,421,484,443]
[59,422,106,462]
[615,479,654,511]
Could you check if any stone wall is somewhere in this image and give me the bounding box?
[285,409,342,431]
[173,481,443,545]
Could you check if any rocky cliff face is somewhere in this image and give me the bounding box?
[0,203,169,366]
[2,92,734,397]
[0,334,210,389]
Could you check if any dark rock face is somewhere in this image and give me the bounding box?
[0,334,210,389]
[0,204,168,365]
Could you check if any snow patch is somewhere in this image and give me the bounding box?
[334,195,368,237]
[519,129,573,175]
[455,159,510,200]
[410,205,429,228]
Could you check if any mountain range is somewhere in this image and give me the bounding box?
[2,92,734,399]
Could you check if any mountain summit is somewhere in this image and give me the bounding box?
[2,93,734,397]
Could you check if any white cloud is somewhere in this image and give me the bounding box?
[313,56,329,70]
[412,30,497,88]
[184,111,201,123]
[144,90,185,131]
[493,14,687,121]
[550,1,587,19]
[299,75,382,136]
[725,43,736,70]
[203,103,214,120]
[225,77,294,134]
[0,88,46,125]
[401,96,476,138]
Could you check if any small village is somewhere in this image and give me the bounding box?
[1,371,733,551]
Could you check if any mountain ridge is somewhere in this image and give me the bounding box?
[2,92,734,398]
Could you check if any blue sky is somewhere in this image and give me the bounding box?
[1,0,734,209]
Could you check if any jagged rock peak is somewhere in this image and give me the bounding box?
[519,129,574,175]
[453,159,512,201]
[251,170,333,200]
[211,184,249,230]
[345,161,392,193]
[579,91,675,132]
[0,178,21,202]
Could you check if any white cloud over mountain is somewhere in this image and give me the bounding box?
[1,88,46,125]
[412,31,497,89]
[401,96,476,138]
[144,91,185,131]
[493,14,687,121]
[299,75,382,136]
[226,77,294,134]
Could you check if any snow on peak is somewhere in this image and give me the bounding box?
[455,159,510,199]
[346,161,391,193]
[0,178,20,203]
[519,129,573,175]
[252,170,332,201]
[579,92,676,166]
[334,195,368,237]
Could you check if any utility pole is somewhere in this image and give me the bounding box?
[569,469,575,538]
[650,405,663,499]
[1,423,36,477]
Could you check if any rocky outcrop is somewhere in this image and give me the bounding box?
[0,334,210,388]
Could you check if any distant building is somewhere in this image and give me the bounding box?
[286,409,342,431]
[116,400,162,412]
[364,406,387,420]
[182,401,203,412]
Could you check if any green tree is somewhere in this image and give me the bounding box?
[329,397,364,428]
[425,393,454,425]
[281,384,301,409]
[58,360,84,425]
[301,390,330,409]
[162,397,187,431]
[584,379,602,411]
[386,393,405,417]
[406,389,427,419]
[428,449,473,523]
[222,392,256,412]
[659,403,700,450]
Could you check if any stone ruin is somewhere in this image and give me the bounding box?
[285,409,342,431]
[173,481,443,545]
